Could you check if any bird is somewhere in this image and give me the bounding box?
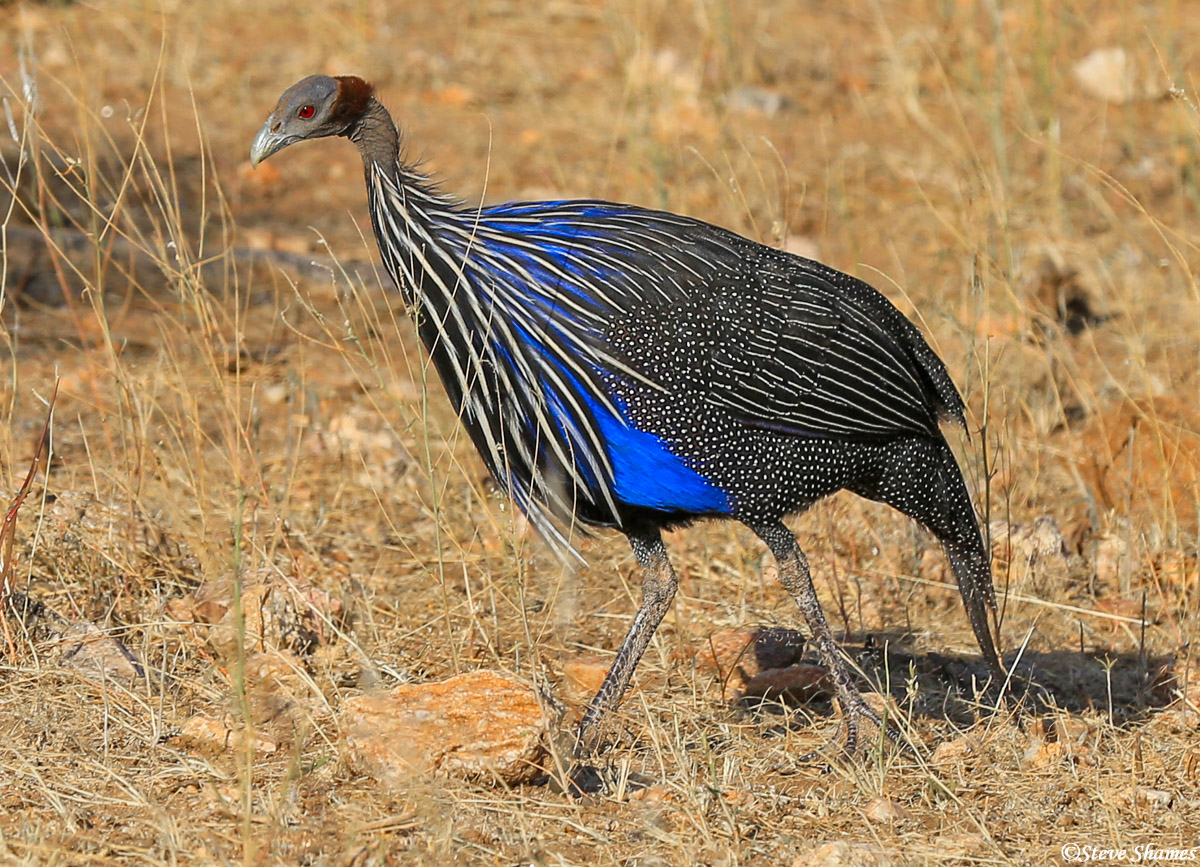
[251,74,1006,771]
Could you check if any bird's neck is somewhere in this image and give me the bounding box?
[345,97,401,169]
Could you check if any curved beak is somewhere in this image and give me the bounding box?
[250,119,289,168]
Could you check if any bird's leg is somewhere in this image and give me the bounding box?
[751,521,902,758]
[573,529,677,760]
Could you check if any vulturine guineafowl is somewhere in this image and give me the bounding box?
[251,74,1006,777]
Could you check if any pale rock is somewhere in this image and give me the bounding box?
[725,85,785,116]
[57,621,144,680]
[172,714,277,757]
[194,569,343,660]
[931,734,980,764]
[1124,787,1175,810]
[1072,48,1169,104]
[863,796,912,824]
[318,407,411,487]
[1093,533,1132,589]
[792,841,896,867]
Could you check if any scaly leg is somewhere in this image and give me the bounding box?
[573,528,677,759]
[750,520,903,757]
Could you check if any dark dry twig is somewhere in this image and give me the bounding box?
[0,378,58,659]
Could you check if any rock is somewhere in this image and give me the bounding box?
[341,670,550,786]
[792,841,896,867]
[931,734,980,764]
[1022,738,1095,769]
[1051,715,1094,745]
[57,621,145,680]
[193,569,344,660]
[695,626,808,700]
[929,834,984,855]
[989,517,1071,590]
[860,691,903,723]
[991,517,1069,562]
[241,650,327,741]
[725,85,785,116]
[171,714,278,757]
[1124,788,1175,810]
[1072,48,1168,104]
[1093,533,1132,590]
[742,664,832,705]
[863,797,912,824]
[560,655,611,707]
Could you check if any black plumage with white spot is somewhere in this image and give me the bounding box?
[251,74,1007,770]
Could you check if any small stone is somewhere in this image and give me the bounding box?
[792,841,896,867]
[57,622,144,680]
[931,734,980,764]
[1072,47,1168,104]
[721,788,755,808]
[695,626,808,701]
[171,714,278,757]
[1052,715,1094,745]
[560,655,611,706]
[929,834,984,854]
[1093,534,1132,589]
[317,408,411,487]
[241,650,326,741]
[725,85,785,116]
[863,797,912,824]
[1125,788,1174,810]
[991,516,1069,563]
[629,784,676,803]
[340,670,550,786]
[860,692,903,723]
[1023,739,1094,769]
[197,570,343,660]
[742,664,832,705]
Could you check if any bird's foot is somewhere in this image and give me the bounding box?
[798,691,911,763]
[555,763,605,799]
[549,761,654,799]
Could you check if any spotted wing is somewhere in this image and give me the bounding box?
[703,244,964,441]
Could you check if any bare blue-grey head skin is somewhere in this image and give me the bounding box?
[250,74,380,167]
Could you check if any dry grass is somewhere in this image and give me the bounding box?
[2,0,1199,863]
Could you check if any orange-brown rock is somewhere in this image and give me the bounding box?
[741,664,832,705]
[560,654,612,707]
[340,670,550,786]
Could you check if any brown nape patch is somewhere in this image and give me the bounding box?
[332,75,374,124]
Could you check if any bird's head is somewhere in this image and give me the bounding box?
[250,74,375,167]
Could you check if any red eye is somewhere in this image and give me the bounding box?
[298,105,315,119]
